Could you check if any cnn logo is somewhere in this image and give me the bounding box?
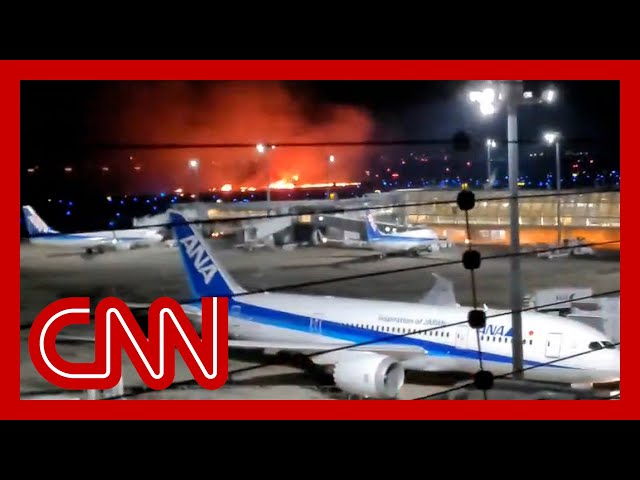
[28,296,229,391]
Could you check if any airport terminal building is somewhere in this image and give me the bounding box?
[134,188,620,249]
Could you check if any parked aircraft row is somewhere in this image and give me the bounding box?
[22,203,447,261]
[24,205,620,399]
[105,210,621,399]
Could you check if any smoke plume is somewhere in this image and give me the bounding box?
[88,81,376,193]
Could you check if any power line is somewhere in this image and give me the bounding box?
[24,187,620,238]
[41,136,619,151]
[168,239,620,302]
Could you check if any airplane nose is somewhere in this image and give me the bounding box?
[613,349,620,375]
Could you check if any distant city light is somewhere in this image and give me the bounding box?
[189,159,199,168]
[329,155,335,163]
[221,184,232,192]
[256,143,266,154]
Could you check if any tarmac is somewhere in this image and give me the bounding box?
[19,240,620,400]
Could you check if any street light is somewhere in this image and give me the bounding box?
[486,139,497,185]
[468,81,558,379]
[544,131,562,245]
[542,88,557,104]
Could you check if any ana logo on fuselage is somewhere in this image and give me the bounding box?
[480,324,513,337]
[180,235,217,284]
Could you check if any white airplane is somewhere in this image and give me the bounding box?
[362,212,443,256]
[162,209,620,399]
[22,205,165,255]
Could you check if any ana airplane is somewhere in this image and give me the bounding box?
[162,209,620,399]
[362,212,442,256]
[22,205,166,255]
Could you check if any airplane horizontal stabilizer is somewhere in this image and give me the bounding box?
[419,273,459,307]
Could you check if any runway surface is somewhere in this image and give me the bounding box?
[20,241,620,400]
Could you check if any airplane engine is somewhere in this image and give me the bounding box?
[332,352,405,399]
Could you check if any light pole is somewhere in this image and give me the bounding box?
[256,143,271,210]
[188,158,199,201]
[544,131,562,245]
[327,154,335,197]
[486,139,496,185]
[469,81,557,378]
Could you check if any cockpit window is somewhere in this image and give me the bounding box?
[589,341,617,351]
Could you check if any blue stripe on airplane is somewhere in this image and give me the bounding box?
[370,236,439,243]
[33,234,149,242]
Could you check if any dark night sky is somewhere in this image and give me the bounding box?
[20,80,620,197]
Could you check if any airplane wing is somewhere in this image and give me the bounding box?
[228,339,425,361]
[419,273,459,306]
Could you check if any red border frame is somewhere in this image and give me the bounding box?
[3,60,633,419]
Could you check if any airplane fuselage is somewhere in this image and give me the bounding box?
[368,235,440,254]
[29,229,164,250]
[188,291,620,385]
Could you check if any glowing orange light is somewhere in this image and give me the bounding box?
[268,179,296,189]
[221,184,232,192]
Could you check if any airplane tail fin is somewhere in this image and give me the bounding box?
[364,211,382,240]
[168,209,247,298]
[22,205,58,237]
